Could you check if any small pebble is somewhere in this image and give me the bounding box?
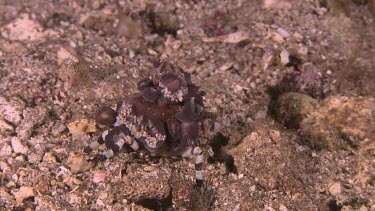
[56,46,78,65]
[280,49,290,65]
[277,27,290,38]
[298,47,308,57]
[0,143,13,157]
[0,119,13,131]
[63,177,83,188]
[28,153,43,165]
[293,32,304,42]
[11,137,29,155]
[51,122,67,137]
[68,193,82,205]
[67,154,92,174]
[0,97,24,125]
[272,32,284,43]
[1,14,45,41]
[42,152,57,163]
[0,161,10,172]
[0,188,13,204]
[16,107,48,140]
[329,182,342,196]
[67,119,96,136]
[13,186,35,205]
[93,171,106,183]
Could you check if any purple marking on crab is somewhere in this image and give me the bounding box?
[160,72,181,92]
[175,100,199,123]
[181,122,199,139]
[141,87,161,103]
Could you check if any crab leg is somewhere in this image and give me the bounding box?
[85,124,140,161]
[182,146,205,187]
[84,130,108,153]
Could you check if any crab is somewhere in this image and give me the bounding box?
[84,60,219,186]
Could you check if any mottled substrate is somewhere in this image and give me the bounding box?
[0,0,375,210]
[276,93,374,150]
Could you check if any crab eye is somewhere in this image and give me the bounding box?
[160,72,181,92]
[96,106,117,127]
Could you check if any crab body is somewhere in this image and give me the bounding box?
[84,60,214,185]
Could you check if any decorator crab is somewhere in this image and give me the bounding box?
[84,60,219,186]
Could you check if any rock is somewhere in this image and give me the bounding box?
[276,63,331,98]
[275,92,318,129]
[67,119,97,136]
[299,118,341,150]
[1,14,45,41]
[0,143,13,157]
[329,182,342,196]
[11,137,29,155]
[92,171,106,183]
[57,46,78,65]
[298,47,308,57]
[317,96,374,142]
[0,119,13,132]
[276,93,374,150]
[277,27,290,38]
[0,96,24,125]
[13,186,35,205]
[34,195,62,210]
[271,32,284,43]
[63,177,83,188]
[229,126,285,190]
[202,31,250,43]
[27,144,45,165]
[263,0,292,9]
[120,164,170,202]
[280,49,290,66]
[293,32,304,42]
[66,154,92,174]
[16,107,48,140]
[0,161,10,172]
[51,122,67,137]
[27,153,43,165]
[68,193,82,205]
[42,152,57,163]
[0,188,14,206]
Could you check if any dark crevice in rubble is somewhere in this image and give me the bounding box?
[142,8,179,37]
[208,133,238,174]
[135,190,173,211]
[327,199,341,211]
